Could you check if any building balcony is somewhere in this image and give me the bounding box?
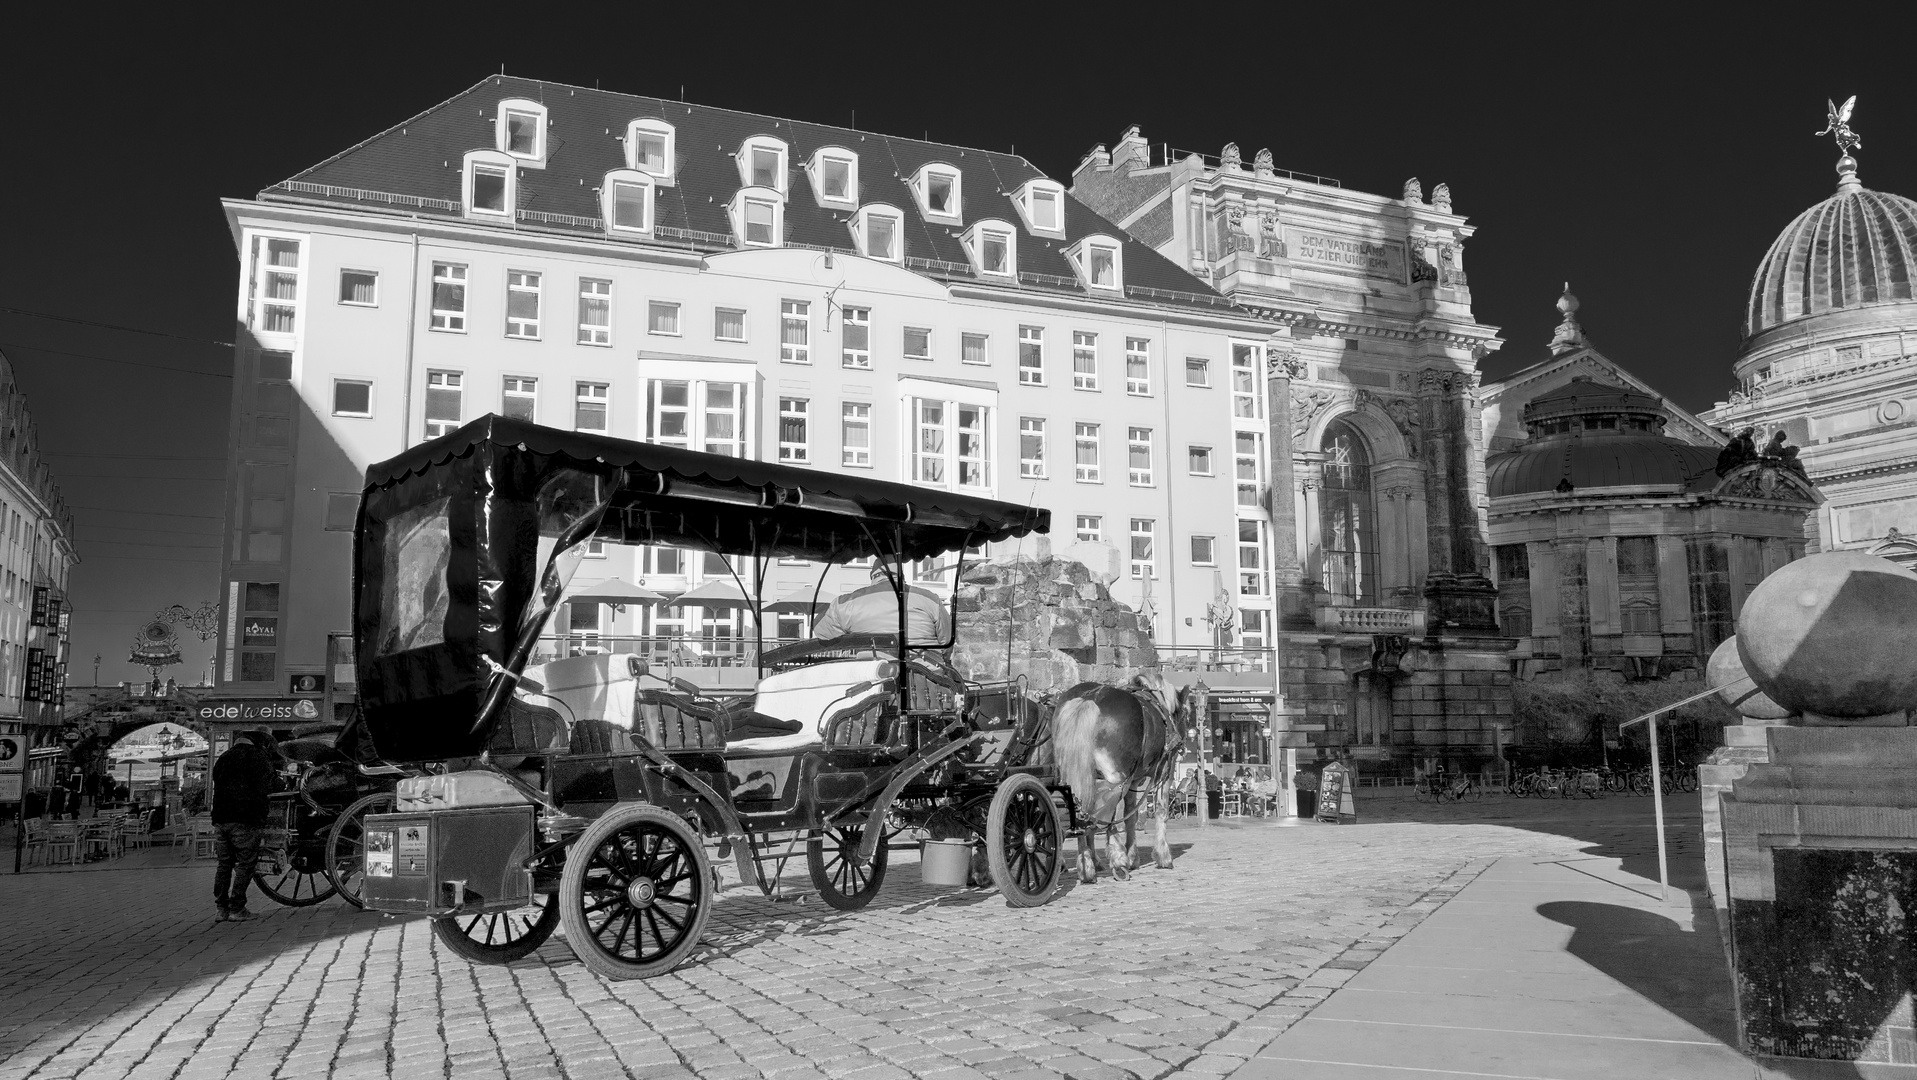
[1314,607,1427,635]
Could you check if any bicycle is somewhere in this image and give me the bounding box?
[1444,776,1484,803]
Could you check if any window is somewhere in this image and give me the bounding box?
[748,145,785,189]
[842,402,872,467]
[1191,536,1216,565]
[505,271,541,339]
[424,371,462,438]
[648,381,747,457]
[575,382,609,434]
[626,119,675,177]
[1072,332,1098,390]
[962,333,989,366]
[1237,520,1268,596]
[841,306,870,369]
[1128,427,1153,486]
[781,301,810,364]
[1189,445,1213,475]
[583,538,607,559]
[811,150,857,207]
[502,376,537,422]
[1320,421,1376,605]
[741,197,779,246]
[578,279,611,346]
[1235,432,1263,507]
[910,398,991,490]
[1019,180,1065,232]
[975,226,1014,277]
[779,398,809,463]
[856,206,903,262]
[1075,515,1102,543]
[470,162,509,214]
[430,262,467,332]
[568,603,601,637]
[1130,519,1156,579]
[332,379,372,418]
[1019,326,1044,385]
[1186,357,1210,387]
[1074,423,1100,482]
[1071,238,1122,290]
[903,327,931,361]
[499,102,544,160]
[338,269,378,306]
[1125,339,1150,395]
[608,176,652,232]
[1231,343,1262,419]
[1019,417,1046,479]
[248,236,301,334]
[714,307,746,342]
[1618,536,1661,635]
[915,165,961,219]
[648,300,681,336]
[1496,544,1532,638]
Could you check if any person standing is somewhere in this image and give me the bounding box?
[211,729,276,922]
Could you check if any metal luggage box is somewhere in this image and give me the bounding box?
[360,805,535,917]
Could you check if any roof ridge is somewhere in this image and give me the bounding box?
[272,74,496,193]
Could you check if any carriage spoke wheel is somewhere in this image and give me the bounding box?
[560,804,712,980]
[433,893,560,963]
[325,791,396,910]
[806,826,888,911]
[986,774,1062,908]
[252,846,337,907]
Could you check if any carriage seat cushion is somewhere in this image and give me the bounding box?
[519,654,638,730]
[726,659,894,753]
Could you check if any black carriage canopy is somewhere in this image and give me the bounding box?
[353,415,1050,761]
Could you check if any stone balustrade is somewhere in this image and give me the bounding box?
[1314,607,1426,634]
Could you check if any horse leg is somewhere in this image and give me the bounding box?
[1077,817,1100,884]
[1109,789,1135,881]
[1153,782,1174,869]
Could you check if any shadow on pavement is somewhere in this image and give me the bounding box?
[1537,900,1741,1047]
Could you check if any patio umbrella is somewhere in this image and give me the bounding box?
[564,578,666,606]
[763,585,833,613]
[669,579,755,610]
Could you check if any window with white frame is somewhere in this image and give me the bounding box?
[647,380,747,457]
[505,271,541,338]
[842,402,872,467]
[567,602,601,638]
[1237,519,1269,596]
[740,138,788,193]
[1072,332,1098,390]
[1074,423,1100,482]
[914,164,961,220]
[502,376,537,422]
[1075,515,1103,543]
[1018,179,1065,233]
[809,148,857,208]
[970,223,1015,277]
[737,194,781,247]
[605,173,652,233]
[780,301,810,364]
[497,100,545,161]
[648,300,681,336]
[1019,417,1046,479]
[778,398,809,463]
[575,382,609,434]
[903,327,931,361]
[1018,326,1044,385]
[1231,343,1263,419]
[578,278,611,345]
[1128,428,1154,486]
[463,151,514,218]
[1072,237,1123,290]
[714,307,746,342]
[841,306,870,369]
[424,371,462,438]
[1235,431,1263,507]
[909,398,991,490]
[1239,609,1268,649]
[647,546,685,577]
[333,379,372,418]
[248,236,301,333]
[583,538,607,559]
[1125,338,1150,394]
[625,119,675,178]
[855,206,903,262]
[338,269,378,307]
[430,262,466,332]
[1191,535,1216,565]
[1186,357,1210,386]
[1189,445,1214,475]
[1130,519,1156,578]
[962,332,989,365]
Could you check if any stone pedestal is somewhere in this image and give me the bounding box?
[1422,572,1500,634]
[1698,720,1784,921]
[1721,725,1917,1063]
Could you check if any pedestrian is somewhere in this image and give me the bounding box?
[1203,767,1223,819]
[211,729,277,923]
[48,777,70,820]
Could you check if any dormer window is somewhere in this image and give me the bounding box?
[737,137,790,195]
[1067,235,1124,291]
[462,150,516,220]
[1017,179,1066,235]
[852,205,904,262]
[912,164,962,221]
[625,119,675,180]
[602,170,653,234]
[807,147,858,209]
[963,219,1018,278]
[495,99,547,165]
[729,189,784,248]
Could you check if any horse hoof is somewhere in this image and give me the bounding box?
[1112,865,1131,881]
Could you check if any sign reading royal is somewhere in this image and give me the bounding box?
[193,699,320,724]
[1286,228,1406,283]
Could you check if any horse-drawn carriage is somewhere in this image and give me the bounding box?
[344,416,1070,978]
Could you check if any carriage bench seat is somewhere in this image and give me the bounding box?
[725,659,896,754]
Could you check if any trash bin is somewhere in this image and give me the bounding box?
[1296,790,1318,818]
[1206,791,1222,819]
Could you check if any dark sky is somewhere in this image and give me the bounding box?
[8,8,1914,685]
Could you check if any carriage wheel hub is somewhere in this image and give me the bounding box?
[627,878,657,906]
[1021,829,1037,852]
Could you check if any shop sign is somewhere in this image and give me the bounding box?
[289,673,325,696]
[242,618,278,647]
[0,734,24,771]
[192,699,320,723]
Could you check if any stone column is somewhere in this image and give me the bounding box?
[1417,369,1457,576]
[1554,537,1590,665]
[1299,473,1324,612]
[1266,344,1307,629]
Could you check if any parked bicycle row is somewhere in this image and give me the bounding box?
[1505,764,1699,799]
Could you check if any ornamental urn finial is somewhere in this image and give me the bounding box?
[1549,284,1589,355]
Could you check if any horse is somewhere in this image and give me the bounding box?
[1030,673,1190,884]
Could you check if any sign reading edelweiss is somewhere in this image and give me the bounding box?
[193,699,320,722]
[1286,228,1406,283]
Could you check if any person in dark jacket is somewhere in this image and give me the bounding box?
[211,729,278,922]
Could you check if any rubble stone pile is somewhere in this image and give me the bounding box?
[951,557,1157,695]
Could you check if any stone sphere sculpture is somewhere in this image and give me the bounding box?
[1707,636,1792,720]
[1735,551,1917,720]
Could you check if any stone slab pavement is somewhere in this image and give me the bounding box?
[0,791,1813,1080]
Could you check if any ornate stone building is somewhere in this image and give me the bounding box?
[1072,130,1511,773]
[1701,148,1917,566]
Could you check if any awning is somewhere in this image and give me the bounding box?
[565,578,667,605]
[763,586,833,613]
[669,579,755,610]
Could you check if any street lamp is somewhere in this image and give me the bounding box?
[163,601,220,686]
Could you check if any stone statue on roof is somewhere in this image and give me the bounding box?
[1221,143,1242,171]
[1403,178,1423,203]
[1816,95,1862,156]
[1431,183,1452,213]
[1252,148,1274,178]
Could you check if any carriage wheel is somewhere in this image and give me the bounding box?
[986,774,1062,908]
[806,826,888,911]
[252,845,337,907]
[324,791,396,910]
[560,803,713,980]
[433,893,560,963]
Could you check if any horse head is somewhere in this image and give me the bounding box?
[1127,672,1189,757]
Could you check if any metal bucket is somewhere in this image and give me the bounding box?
[919,839,973,886]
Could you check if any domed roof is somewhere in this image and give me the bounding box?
[1523,378,1665,424]
[1486,437,1719,498]
[1746,159,1917,337]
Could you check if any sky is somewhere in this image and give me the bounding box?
[6,8,1915,686]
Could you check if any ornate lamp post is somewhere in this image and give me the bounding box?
[163,602,221,686]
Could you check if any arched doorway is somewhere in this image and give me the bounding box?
[105,722,210,806]
[1320,420,1378,605]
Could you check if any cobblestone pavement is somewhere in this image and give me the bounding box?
[0,792,1703,1080]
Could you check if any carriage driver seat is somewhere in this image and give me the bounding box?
[724,659,896,754]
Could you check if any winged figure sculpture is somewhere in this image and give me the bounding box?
[1816,95,1862,154]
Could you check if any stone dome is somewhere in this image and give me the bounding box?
[1486,377,1719,497]
[1745,161,1917,338]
